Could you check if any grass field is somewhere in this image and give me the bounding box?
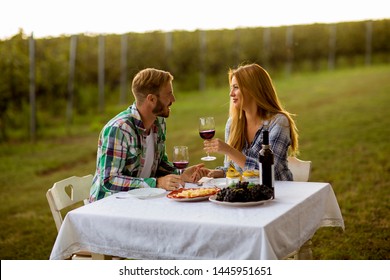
[0,64,389,259]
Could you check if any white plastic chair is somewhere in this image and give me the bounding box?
[46,175,94,260]
[287,157,313,260]
[287,156,312,182]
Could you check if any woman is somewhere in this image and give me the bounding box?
[202,63,299,180]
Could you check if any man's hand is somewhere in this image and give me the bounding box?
[157,174,184,190]
[182,163,205,182]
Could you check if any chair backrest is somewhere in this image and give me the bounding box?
[46,175,93,232]
[287,157,312,182]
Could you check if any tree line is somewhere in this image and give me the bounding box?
[0,19,389,141]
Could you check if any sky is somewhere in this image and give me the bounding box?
[1,0,389,39]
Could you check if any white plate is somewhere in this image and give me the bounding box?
[168,196,212,202]
[128,188,166,199]
[209,195,272,207]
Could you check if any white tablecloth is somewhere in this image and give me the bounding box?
[49,181,344,260]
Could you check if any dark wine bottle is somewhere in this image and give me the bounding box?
[259,128,275,199]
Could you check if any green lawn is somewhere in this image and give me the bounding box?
[0,64,389,259]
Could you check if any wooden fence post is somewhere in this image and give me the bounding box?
[120,34,128,105]
[199,30,206,92]
[262,28,271,69]
[365,21,373,66]
[165,32,173,72]
[67,35,77,125]
[328,24,337,71]
[29,33,36,142]
[235,29,241,66]
[285,26,294,77]
[98,35,105,113]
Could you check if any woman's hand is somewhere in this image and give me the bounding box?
[204,138,247,170]
[206,169,224,178]
[203,138,230,155]
[191,167,224,179]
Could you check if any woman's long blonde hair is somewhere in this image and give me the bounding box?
[227,63,299,155]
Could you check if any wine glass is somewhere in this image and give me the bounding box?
[173,146,189,175]
[199,117,217,161]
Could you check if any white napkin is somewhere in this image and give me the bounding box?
[197,177,213,185]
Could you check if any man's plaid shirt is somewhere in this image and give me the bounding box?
[90,103,176,201]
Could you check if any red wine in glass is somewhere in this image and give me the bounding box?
[173,161,189,170]
[173,146,189,175]
[199,117,217,161]
[199,129,215,140]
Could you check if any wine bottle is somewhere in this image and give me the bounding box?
[259,128,275,199]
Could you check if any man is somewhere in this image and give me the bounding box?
[90,68,202,201]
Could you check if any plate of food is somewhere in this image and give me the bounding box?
[167,187,220,202]
[208,181,273,207]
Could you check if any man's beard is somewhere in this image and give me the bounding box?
[152,98,170,118]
